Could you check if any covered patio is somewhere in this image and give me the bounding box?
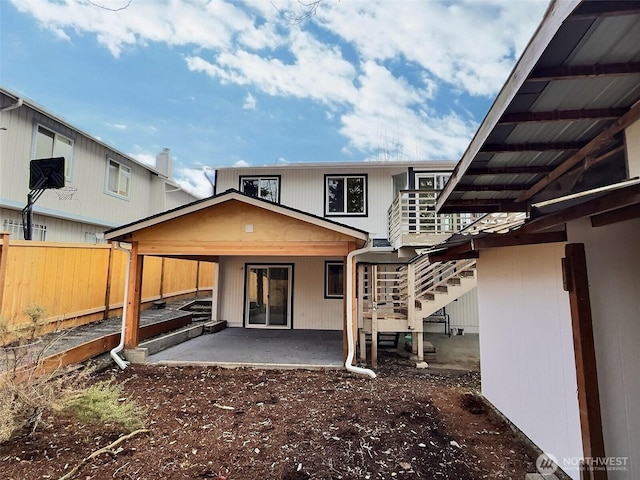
[147,328,343,368]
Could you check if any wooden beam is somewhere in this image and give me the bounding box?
[103,243,115,321]
[466,165,553,176]
[571,1,640,18]
[481,141,584,153]
[518,100,640,202]
[0,233,10,316]
[591,202,640,227]
[137,241,354,257]
[439,199,530,213]
[124,243,144,350]
[427,250,479,263]
[563,244,607,479]
[498,108,628,124]
[455,183,530,192]
[521,182,640,232]
[528,62,640,82]
[472,230,566,249]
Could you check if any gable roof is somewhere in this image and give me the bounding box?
[104,188,369,242]
[436,0,640,214]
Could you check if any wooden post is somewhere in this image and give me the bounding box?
[0,233,10,316]
[103,243,114,321]
[159,257,166,299]
[357,264,366,362]
[195,260,201,298]
[564,243,607,480]
[342,255,349,361]
[210,262,220,321]
[124,242,144,350]
[371,264,378,369]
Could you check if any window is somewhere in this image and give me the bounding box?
[239,176,280,203]
[325,174,367,216]
[34,125,74,180]
[105,159,131,198]
[3,219,47,241]
[325,261,344,298]
[415,173,450,190]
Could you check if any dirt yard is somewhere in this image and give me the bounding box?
[0,353,538,479]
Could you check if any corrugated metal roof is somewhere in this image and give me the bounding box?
[438,0,640,213]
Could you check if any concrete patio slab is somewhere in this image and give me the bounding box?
[146,328,344,368]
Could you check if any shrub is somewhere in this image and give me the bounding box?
[62,380,146,433]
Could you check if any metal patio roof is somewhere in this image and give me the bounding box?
[437,0,640,214]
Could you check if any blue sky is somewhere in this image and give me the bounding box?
[1,0,549,197]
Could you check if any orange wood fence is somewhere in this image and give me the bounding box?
[0,234,214,338]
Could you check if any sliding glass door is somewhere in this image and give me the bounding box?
[246,265,292,328]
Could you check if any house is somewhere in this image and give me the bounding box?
[0,87,198,243]
[104,161,481,366]
[432,1,640,479]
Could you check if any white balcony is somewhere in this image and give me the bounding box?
[387,189,477,249]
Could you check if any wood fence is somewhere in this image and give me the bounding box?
[0,233,214,338]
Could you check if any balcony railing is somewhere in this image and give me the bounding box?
[387,189,478,247]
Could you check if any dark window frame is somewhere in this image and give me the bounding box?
[324,260,344,299]
[239,175,282,203]
[324,173,368,217]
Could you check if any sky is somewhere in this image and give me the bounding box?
[0,0,550,198]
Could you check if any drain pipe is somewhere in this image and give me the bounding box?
[345,241,394,378]
[1,97,23,112]
[110,242,131,370]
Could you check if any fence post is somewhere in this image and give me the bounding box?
[103,243,115,321]
[195,260,201,299]
[0,232,10,317]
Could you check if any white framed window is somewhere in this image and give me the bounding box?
[325,174,367,216]
[3,219,47,241]
[34,124,74,181]
[105,158,131,199]
[325,261,344,299]
[415,173,450,190]
[240,176,280,203]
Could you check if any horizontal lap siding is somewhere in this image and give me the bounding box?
[219,256,343,330]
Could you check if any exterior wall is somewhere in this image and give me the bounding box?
[445,288,479,334]
[0,90,197,242]
[567,217,640,480]
[624,117,640,178]
[216,163,454,238]
[476,243,582,480]
[219,256,344,330]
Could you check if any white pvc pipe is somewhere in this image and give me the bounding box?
[345,242,394,378]
[0,97,23,112]
[110,242,131,370]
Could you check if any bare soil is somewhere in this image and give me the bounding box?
[0,353,538,479]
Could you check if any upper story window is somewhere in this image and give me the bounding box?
[325,174,367,216]
[105,158,131,199]
[415,173,450,191]
[240,176,280,203]
[34,125,74,181]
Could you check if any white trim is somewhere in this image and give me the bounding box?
[245,264,293,329]
[104,157,132,200]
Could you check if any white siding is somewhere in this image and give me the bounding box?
[216,163,454,237]
[446,288,479,333]
[477,243,582,480]
[567,217,640,480]
[219,256,344,330]
[0,91,197,242]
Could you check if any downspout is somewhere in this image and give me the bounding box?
[110,241,131,370]
[345,241,394,378]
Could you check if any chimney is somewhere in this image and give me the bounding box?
[156,148,173,179]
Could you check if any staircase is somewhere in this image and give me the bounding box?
[179,298,213,322]
[358,254,476,367]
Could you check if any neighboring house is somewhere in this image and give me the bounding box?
[0,87,198,243]
[432,1,640,479]
[104,161,480,364]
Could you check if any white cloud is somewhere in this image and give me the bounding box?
[233,160,250,167]
[242,93,257,110]
[174,167,213,198]
[106,122,127,130]
[11,0,549,162]
[129,152,156,167]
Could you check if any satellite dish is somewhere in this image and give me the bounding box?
[29,157,65,189]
